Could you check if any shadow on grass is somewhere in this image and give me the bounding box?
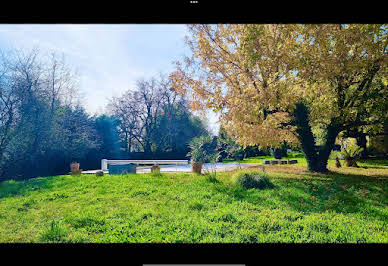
[357,158,388,166]
[286,153,306,158]
[357,165,388,170]
[212,169,388,223]
[0,176,59,199]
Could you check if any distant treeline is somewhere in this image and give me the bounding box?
[0,49,209,181]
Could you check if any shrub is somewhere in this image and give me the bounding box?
[273,148,286,159]
[233,171,274,190]
[340,138,363,167]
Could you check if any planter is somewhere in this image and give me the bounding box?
[151,164,160,173]
[70,162,80,172]
[70,162,82,175]
[191,162,203,174]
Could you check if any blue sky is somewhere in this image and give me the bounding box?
[0,24,220,134]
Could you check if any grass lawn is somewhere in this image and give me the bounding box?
[0,158,387,243]
[223,152,388,169]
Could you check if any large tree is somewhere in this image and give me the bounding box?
[94,114,121,159]
[108,76,175,153]
[151,103,208,153]
[170,24,387,173]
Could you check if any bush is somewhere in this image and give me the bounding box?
[233,153,244,160]
[233,171,274,190]
[340,138,363,167]
[273,148,286,159]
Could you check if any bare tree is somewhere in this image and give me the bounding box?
[108,75,186,154]
[0,52,20,164]
[0,48,88,179]
[42,52,81,111]
[108,91,141,153]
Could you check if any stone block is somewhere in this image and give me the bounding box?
[96,170,104,176]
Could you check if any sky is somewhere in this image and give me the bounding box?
[0,24,220,134]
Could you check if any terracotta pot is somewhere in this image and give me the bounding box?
[70,162,80,172]
[191,162,203,174]
[151,164,160,173]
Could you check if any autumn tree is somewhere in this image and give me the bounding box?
[170,24,387,173]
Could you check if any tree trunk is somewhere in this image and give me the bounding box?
[292,103,341,173]
[384,119,388,155]
[316,122,341,172]
[292,103,320,172]
[144,140,152,154]
[128,134,132,154]
[356,133,368,159]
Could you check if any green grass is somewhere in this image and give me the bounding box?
[223,152,388,169]
[222,152,306,164]
[0,159,387,243]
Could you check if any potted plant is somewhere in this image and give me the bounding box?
[70,161,81,175]
[151,164,161,173]
[340,138,363,167]
[187,135,219,174]
[70,161,80,172]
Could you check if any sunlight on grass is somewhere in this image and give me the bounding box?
[0,158,387,243]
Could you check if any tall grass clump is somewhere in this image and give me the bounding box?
[39,220,68,242]
[233,171,274,190]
